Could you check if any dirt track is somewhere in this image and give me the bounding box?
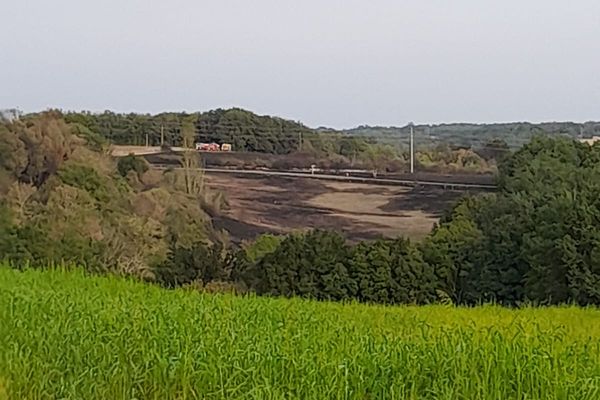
[206,173,467,242]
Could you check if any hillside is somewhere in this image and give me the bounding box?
[0,112,225,280]
[1,266,600,399]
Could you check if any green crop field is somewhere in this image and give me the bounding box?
[1,267,600,399]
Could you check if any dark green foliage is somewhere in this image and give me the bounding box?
[422,137,600,305]
[117,154,149,178]
[348,240,394,303]
[57,108,539,171]
[349,238,437,304]
[250,230,353,301]
[58,164,112,203]
[61,108,600,155]
[64,111,185,147]
[4,221,105,271]
[62,109,312,154]
[0,204,17,258]
[490,139,600,304]
[58,109,394,163]
[69,122,107,151]
[196,108,310,154]
[239,231,437,305]
[231,234,283,287]
[154,242,230,288]
[422,196,487,303]
[386,238,438,304]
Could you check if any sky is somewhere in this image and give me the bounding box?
[2,0,600,128]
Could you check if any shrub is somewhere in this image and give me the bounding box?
[232,234,284,287]
[250,230,353,301]
[57,163,113,203]
[117,154,149,178]
[349,238,438,304]
[154,242,230,288]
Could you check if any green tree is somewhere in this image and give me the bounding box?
[154,241,229,288]
[117,154,149,178]
[0,204,17,258]
[425,137,600,305]
[232,234,284,287]
[361,143,397,177]
[387,238,438,304]
[0,124,27,180]
[421,196,487,303]
[8,112,77,187]
[251,230,353,301]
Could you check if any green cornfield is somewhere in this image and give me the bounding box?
[1,267,600,399]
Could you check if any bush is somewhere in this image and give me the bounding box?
[250,230,353,301]
[420,196,488,303]
[117,154,149,178]
[349,238,437,304]
[57,163,113,203]
[154,242,230,288]
[232,234,283,287]
[239,231,439,305]
[0,204,17,258]
[242,234,283,263]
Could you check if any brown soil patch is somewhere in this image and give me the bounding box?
[206,173,467,242]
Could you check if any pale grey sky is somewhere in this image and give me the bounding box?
[2,0,600,128]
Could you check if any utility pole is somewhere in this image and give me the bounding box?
[409,122,414,174]
[160,125,164,146]
[145,133,149,147]
[298,131,303,151]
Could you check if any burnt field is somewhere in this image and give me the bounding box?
[206,173,471,242]
[144,151,496,186]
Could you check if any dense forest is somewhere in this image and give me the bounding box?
[1,111,600,305]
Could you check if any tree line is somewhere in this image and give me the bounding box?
[61,108,500,174]
[342,121,600,149]
[61,108,600,153]
[62,108,316,154]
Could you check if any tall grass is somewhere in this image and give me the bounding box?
[1,266,599,399]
